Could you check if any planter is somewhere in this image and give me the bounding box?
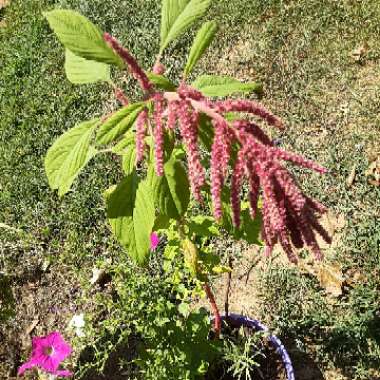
[219,313,295,380]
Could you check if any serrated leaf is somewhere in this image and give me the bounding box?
[160,0,211,53]
[188,215,219,237]
[111,131,135,154]
[133,179,156,264]
[106,173,137,248]
[45,119,98,196]
[220,188,263,245]
[122,149,137,175]
[106,174,155,265]
[184,21,217,77]
[149,149,190,219]
[112,131,136,175]
[192,75,263,97]
[65,49,110,84]
[146,72,176,91]
[44,9,123,67]
[198,114,214,151]
[96,103,144,145]
[160,0,188,50]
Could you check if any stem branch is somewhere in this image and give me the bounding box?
[204,282,221,339]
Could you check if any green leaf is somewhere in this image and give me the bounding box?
[45,119,98,196]
[220,188,263,245]
[65,49,110,84]
[149,149,190,219]
[198,114,214,151]
[44,9,123,67]
[192,75,263,97]
[133,179,156,264]
[106,174,155,265]
[112,131,136,175]
[96,103,144,145]
[188,215,219,237]
[160,0,211,53]
[106,173,138,248]
[236,208,263,245]
[146,72,176,91]
[184,21,217,77]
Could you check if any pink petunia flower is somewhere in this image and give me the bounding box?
[150,232,160,251]
[18,331,72,377]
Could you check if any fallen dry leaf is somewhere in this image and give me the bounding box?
[346,164,357,188]
[365,156,380,186]
[90,268,106,285]
[0,0,10,9]
[317,263,345,297]
[351,43,369,62]
[345,268,367,286]
[25,318,39,335]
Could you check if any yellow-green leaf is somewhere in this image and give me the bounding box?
[160,0,211,53]
[96,103,144,145]
[45,119,98,196]
[44,9,123,67]
[65,49,110,84]
[192,75,263,97]
[184,21,217,77]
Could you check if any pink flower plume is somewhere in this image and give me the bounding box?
[150,232,160,251]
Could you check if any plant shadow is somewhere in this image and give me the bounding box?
[284,339,325,380]
[78,337,139,380]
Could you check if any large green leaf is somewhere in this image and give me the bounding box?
[96,103,144,145]
[149,149,190,219]
[192,75,263,97]
[45,119,98,197]
[184,21,217,77]
[106,173,155,265]
[188,215,219,237]
[198,114,214,151]
[112,131,137,175]
[44,9,123,67]
[65,49,110,84]
[160,0,211,53]
[133,179,156,264]
[106,174,137,248]
[146,72,176,91]
[220,188,263,245]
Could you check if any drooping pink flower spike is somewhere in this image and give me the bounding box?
[150,232,160,251]
[18,331,72,377]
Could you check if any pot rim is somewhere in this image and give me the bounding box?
[220,313,295,380]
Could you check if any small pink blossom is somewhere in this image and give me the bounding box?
[150,232,160,251]
[18,331,72,377]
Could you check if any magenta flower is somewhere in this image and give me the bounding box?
[150,232,160,251]
[18,331,72,377]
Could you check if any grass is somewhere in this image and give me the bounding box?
[1,0,379,379]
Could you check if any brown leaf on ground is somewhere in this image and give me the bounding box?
[25,317,39,335]
[317,263,344,297]
[351,43,369,62]
[365,156,380,186]
[346,164,357,188]
[345,268,367,286]
[0,0,10,9]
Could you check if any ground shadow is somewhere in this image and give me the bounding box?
[283,339,325,380]
[78,336,140,380]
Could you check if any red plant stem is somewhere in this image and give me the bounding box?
[204,282,221,339]
[114,87,129,106]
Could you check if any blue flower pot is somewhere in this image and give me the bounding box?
[221,313,295,380]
